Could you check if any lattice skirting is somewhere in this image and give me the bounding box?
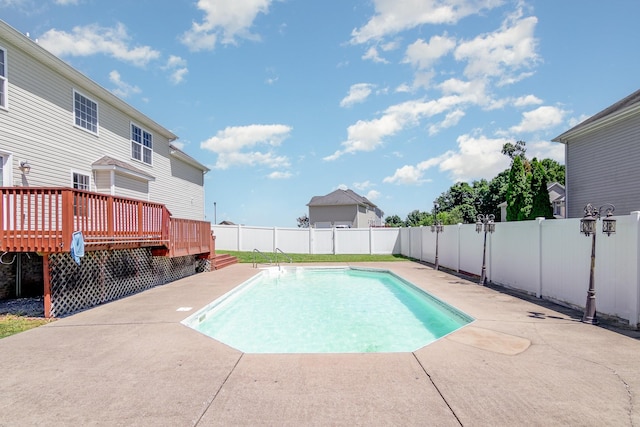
[47,249,211,317]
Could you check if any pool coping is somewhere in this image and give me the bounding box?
[1,261,639,425]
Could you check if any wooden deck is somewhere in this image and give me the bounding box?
[1,187,212,258]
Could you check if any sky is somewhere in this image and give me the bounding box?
[3,0,640,227]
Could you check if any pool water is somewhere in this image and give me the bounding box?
[182,267,473,353]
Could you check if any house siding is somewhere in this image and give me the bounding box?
[309,205,357,228]
[0,22,207,221]
[566,113,640,218]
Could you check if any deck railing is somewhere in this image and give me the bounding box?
[0,187,211,257]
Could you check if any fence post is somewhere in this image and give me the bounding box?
[456,223,462,273]
[630,211,640,328]
[369,226,373,255]
[536,217,545,298]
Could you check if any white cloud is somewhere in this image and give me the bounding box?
[353,180,374,191]
[54,0,79,4]
[109,70,141,98]
[509,105,566,133]
[454,10,539,85]
[383,165,428,185]
[403,35,456,70]
[362,46,389,63]
[163,55,188,84]
[340,83,376,107]
[267,171,292,179]
[365,190,381,200]
[428,109,465,135]
[527,140,565,163]
[325,97,465,161]
[513,94,543,107]
[384,133,511,184]
[351,0,503,44]
[181,0,273,51]
[200,124,292,169]
[38,23,160,67]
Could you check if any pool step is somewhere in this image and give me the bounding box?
[211,253,238,270]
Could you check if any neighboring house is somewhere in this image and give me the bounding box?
[498,182,565,221]
[552,88,640,218]
[547,182,565,219]
[307,189,384,228]
[0,20,209,220]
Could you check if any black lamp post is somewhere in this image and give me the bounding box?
[579,203,616,324]
[430,202,444,271]
[476,213,495,285]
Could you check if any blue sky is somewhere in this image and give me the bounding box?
[3,0,640,227]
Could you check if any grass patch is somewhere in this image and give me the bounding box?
[217,251,410,264]
[0,314,52,339]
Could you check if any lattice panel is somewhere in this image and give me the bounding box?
[48,249,209,317]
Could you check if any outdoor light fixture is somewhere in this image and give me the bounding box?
[430,202,444,270]
[580,203,616,324]
[476,213,495,285]
[19,160,31,174]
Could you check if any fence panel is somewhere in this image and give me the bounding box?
[275,228,310,254]
[458,225,483,277]
[335,228,370,254]
[312,229,334,254]
[491,220,541,295]
[371,227,401,255]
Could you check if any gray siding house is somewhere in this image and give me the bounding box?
[552,88,640,218]
[307,189,384,228]
[0,20,208,220]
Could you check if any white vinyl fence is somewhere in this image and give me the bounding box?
[213,212,640,327]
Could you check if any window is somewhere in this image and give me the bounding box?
[73,172,90,216]
[0,47,7,109]
[131,123,152,164]
[74,90,98,134]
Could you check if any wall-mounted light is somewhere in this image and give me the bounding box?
[19,160,31,174]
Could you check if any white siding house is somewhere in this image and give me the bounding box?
[0,20,208,220]
[552,89,640,218]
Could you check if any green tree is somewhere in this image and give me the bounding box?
[384,215,404,227]
[485,170,510,221]
[529,158,554,219]
[540,158,565,185]
[506,156,531,221]
[405,210,429,227]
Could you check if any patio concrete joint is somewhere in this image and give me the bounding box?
[412,352,463,426]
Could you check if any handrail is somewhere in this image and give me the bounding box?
[252,248,272,268]
[275,247,292,266]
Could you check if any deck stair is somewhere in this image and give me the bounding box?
[211,253,238,270]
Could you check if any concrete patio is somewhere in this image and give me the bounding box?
[1,261,638,426]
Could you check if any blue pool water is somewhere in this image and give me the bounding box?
[182,267,473,353]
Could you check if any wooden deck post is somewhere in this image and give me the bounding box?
[43,254,52,318]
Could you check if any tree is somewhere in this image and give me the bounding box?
[529,158,554,219]
[540,158,565,185]
[404,210,429,227]
[384,215,404,227]
[296,214,309,228]
[506,156,531,221]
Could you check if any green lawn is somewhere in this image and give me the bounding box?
[217,251,410,264]
[0,315,52,339]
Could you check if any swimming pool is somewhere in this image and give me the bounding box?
[182,267,473,353]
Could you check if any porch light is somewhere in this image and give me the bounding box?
[19,160,31,174]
